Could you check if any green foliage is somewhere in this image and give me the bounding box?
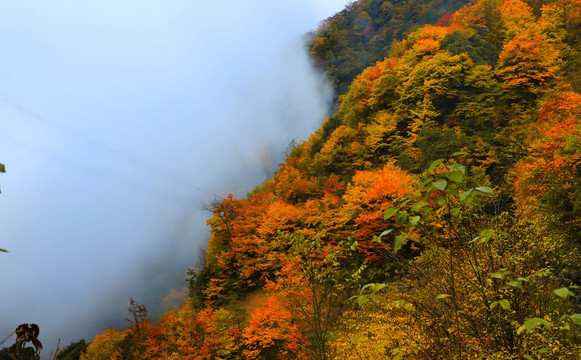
[54,340,88,360]
[308,0,471,99]
[187,265,212,310]
[441,30,499,65]
[416,125,462,170]
[351,157,581,358]
[0,348,11,360]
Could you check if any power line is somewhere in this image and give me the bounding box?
[1,99,210,199]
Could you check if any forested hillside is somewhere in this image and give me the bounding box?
[307,0,471,98]
[77,0,581,358]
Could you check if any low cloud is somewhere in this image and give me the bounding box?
[0,0,335,351]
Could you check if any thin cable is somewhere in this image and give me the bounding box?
[0,330,15,346]
[2,99,209,197]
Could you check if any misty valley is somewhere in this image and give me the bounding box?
[3,0,581,358]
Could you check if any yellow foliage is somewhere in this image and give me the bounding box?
[330,290,427,360]
[80,328,124,360]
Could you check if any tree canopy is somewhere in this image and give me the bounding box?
[80,0,581,358]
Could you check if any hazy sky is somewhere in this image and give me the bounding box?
[0,0,348,353]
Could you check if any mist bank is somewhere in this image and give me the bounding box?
[0,0,339,351]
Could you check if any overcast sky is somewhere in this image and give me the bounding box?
[0,0,349,353]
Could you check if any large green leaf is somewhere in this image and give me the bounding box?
[554,287,575,299]
[410,201,426,213]
[447,171,464,183]
[434,196,447,206]
[499,299,510,310]
[475,186,493,196]
[428,158,445,173]
[392,300,414,311]
[569,314,581,326]
[394,234,409,253]
[447,163,466,174]
[459,189,473,203]
[478,229,495,243]
[395,211,408,225]
[518,317,551,334]
[379,229,393,238]
[408,216,421,228]
[384,207,398,220]
[451,151,469,157]
[433,179,448,190]
[356,295,370,306]
[371,283,387,294]
[489,271,506,279]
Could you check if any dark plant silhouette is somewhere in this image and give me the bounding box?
[8,324,42,360]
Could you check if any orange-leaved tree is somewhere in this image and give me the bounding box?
[342,161,417,263]
[497,0,564,105]
[514,91,581,237]
[80,328,124,360]
[242,296,308,359]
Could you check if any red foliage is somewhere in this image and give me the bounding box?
[438,12,454,27]
[514,92,581,227]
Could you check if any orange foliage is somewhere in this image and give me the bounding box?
[514,92,581,228]
[243,296,308,359]
[302,191,349,242]
[404,25,458,58]
[497,0,563,96]
[451,2,488,31]
[343,162,417,261]
[557,0,581,35]
[258,200,303,238]
[500,0,535,36]
[273,164,319,203]
[497,33,561,92]
[204,193,272,299]
[143,303,206,359]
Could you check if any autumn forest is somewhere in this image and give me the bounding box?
[6,0,581,358]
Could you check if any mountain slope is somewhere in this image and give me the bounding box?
[307,0,472,98]
[80,0,581,359]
